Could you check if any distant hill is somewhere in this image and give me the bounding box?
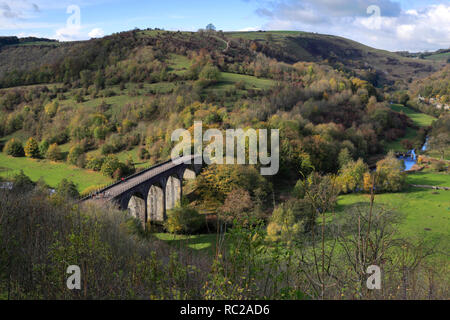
[0,36,58,47]
[0,29,445,89]
[226,31,443,87]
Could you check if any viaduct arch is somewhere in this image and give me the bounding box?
[82,156,202,227]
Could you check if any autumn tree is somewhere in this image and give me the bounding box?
[375,151,406,192]
[218,188,254,224]
[24,137,40,159]
[429,133,450,160]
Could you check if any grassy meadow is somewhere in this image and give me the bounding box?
[0,152,112,191]
[389,104,437,127]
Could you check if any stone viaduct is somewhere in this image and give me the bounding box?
[81,155,203,226]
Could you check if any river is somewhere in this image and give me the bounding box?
[397,137,429,171]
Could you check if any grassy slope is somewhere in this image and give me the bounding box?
[389,104,436,127]
[385,127,418,152]
[154,233,218,255]
[337,172,450,254]
[385,104,436,152]
[425,51,450,61]
[226,31,441,85]
[0,153,112,191]
[209,72,276,92]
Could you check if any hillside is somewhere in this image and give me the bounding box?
[227,31,441,87]
[1,28,449,302]
[0,30,443,89]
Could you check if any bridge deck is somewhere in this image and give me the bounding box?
[84,155,198,202]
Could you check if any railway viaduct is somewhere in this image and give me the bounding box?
[81,155,203,226]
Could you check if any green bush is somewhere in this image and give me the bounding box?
[46,143,62,161]
[55,179,79,199]
[12,170,35,191]
[39,139,50,157]
[3,138,24,157]
[101,155,121,177]
[67,145,85,166]
[86,156,105,171]
[164,206,204,235]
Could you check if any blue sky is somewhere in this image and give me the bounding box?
[1,0,449,51]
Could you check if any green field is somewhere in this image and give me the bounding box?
[385,127,418,152]
[389,104,436,127]
[207,72,276,93]
[154,233,218,254]
[0,153,112,191]
[337,172,450,254]
[156,172,450,259]
[168,54,192,76]
[385,104,437,152]
[425,51,450,61]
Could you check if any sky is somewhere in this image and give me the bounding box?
[0,0,449,52]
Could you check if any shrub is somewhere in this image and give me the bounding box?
[12,170,34,191]
[164,206,204,234]
[46,143,62,161]
[3,138,24,157]
[100,155,134,179]
[44,101,58,117]
[24,137,40,159]
[101,155,121,177]
[432,161,447,172]
[39,139,50,157]
[138,147,150,160]
[80,185,106,198]
[55,179,79,199]
[267,200,310,243]
[86,156,105,171]
[67,145,85,166]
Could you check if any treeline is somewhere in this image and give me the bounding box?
[0,36,57,47]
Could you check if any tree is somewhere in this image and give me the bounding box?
[338,148,352,169]
[295,173,340,232]
[164,206,204,234]
[39,139,50,157]
[101,155,121,178]
[199,64,220,82]
[24,137,40,159]
[46,143,62,161]
[337,159,369,194]
[205,23,216,31]
[79,70,92,89]
[55,179,79,199]
[401,139,413,151]
[94,70,105,90]
[12,170,35,192]
[267,200,310,243]
[375,151,406,192]
[67,145,84,166]
[218,188,254,224]
[429,133,450,160]
[3,138,24,157]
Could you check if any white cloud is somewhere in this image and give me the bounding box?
[239,26,260,32]
[256,1,450,51]
[88,27,104,38]
[54,25,83,41]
